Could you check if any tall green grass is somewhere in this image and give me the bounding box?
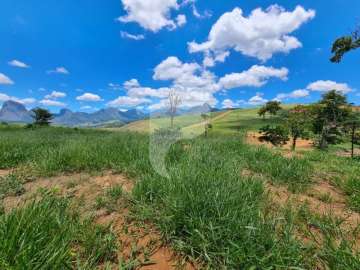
[304,150,360,212]
[0,126,351,268]
[288,203,360,270]
[0,126,312,192]
[0,194,117,269]
[0,174,25,199]
[134,139,314,268]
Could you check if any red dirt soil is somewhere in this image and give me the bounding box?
[267,181,360,231]
[246,132,313,151]
[1,171,196,270]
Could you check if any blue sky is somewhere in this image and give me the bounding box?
[0,0,359,112]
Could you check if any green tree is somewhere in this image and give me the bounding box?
[266,101,282,116]
[331,27,360,63]
[31,108,53,126]
[309,90,351,149]
[259,125,289,147]
[258,101,282,119]
[285,106,310,151]
[344,112,360,158]
[258,106,267,119]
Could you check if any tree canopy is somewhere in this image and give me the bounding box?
[31,108,53,126]
[309,90,351,149]
[258,101,282,119]
[259,125,289,147]
[331,27,360,63]
[285,105,311,150]
[344,112,360,158]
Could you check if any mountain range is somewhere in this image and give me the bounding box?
[150,103,217,118]
[0,100,146,127]
[0,100,219,127]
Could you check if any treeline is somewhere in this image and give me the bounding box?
[258,90,360,157]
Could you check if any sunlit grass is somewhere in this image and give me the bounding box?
[0,193,117,269]
[0,124,359,268]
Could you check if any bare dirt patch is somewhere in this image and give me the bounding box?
[2,171,196,270]
[267,180,360,231]
[0,169,12,177]
[336,148,360,158]
[246,132,313,152]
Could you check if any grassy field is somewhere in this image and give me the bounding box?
[1,108,360,269]
[118,107,289,135]
[118,111,227,134]
[116,114,204,133]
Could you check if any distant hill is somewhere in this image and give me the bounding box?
[0,100,146,127]
[0,100,222,127]
[151,103,218,118]
[179,103,213,115]
[0,100,33,123]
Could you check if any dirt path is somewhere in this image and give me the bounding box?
[182,110,233,131]
[1,170,196,270]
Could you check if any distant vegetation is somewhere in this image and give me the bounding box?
[257,90,360,154]
[258,100,282,119]
[31,108,53,127]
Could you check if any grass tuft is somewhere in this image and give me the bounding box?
[0,174,25,199]
[0,193,117,269]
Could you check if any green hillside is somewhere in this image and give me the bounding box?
[118,106,295,136]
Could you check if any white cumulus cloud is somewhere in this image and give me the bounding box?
[221,99,245,109]
[188,5,315,62]
[118,0,180,32]
[307,80,352,94]
[248,93,268,106]
[114,56,292,111]
[76,93,102,102]
[19,98,37,105]
[274,89,309,101]
[176,14,187,27]
[219,65,288,89]
[40,99,66,107]
[47,67,69,75]
[8,60,30,68]
[182,0,212,19]
[108,82,122,90]
[45,91,67,99]
[151,56,221,108]
[153,56,201,81]
[123,79,141,90]
[123,79,170,99]
[0,93,36,104]
[0,73,14,85]
[107,96,151,107]
[0,93,11,101]
[120,31,145,40]
[203,51,229,67]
